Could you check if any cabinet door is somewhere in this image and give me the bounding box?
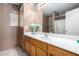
[20,38,24,48]
[30,44,37,56]
[37,48,47,56]
[25,40,30,54]
[48,44,76,56]
[30,38,48,51]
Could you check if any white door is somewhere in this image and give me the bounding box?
[55,20,65,34]
[66,8,79,35]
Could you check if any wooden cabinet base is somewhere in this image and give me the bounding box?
[24,35,79,56]
[25,40,30,54]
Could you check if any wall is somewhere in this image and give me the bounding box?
[0,4,18,51]
[23,4,43,32]
[35,7,43,27]
[24,4,35,32]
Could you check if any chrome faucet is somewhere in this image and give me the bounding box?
[44,33,48,38]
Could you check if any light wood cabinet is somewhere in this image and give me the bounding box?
[24,36,48,56]
[30,44,37,56]
[24,35,78,56]
[37,48,47,56]
[48,44,76,56]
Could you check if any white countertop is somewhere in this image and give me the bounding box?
[24,32,79,55]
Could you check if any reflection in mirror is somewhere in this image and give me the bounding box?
[24,3,79,36]
[41,3,79,36]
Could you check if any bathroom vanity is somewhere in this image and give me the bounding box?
[20,32,79,56]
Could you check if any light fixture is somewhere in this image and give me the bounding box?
[31,3,48,10]
[37,3,48,8]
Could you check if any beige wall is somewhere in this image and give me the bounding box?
[0,4,18,51]
[23,4,43,32]
[36,7,43,27]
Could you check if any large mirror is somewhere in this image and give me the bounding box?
[41,3,79,36]
[24,3,79,36]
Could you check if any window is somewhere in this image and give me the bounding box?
[10,13,18,26]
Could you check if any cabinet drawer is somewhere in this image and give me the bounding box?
[30,38,48,51]
[24,36,30,41]
[48,44,76,56]
[30,38,38,45]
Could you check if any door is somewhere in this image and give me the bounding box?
[66,8,79,35]
[55,20,65,34]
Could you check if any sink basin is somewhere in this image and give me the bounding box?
[26,32,48,39]
[33,33,48,39]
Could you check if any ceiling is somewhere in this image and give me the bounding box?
[41,3,79,16]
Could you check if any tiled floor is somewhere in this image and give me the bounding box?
[0,47,28,56]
